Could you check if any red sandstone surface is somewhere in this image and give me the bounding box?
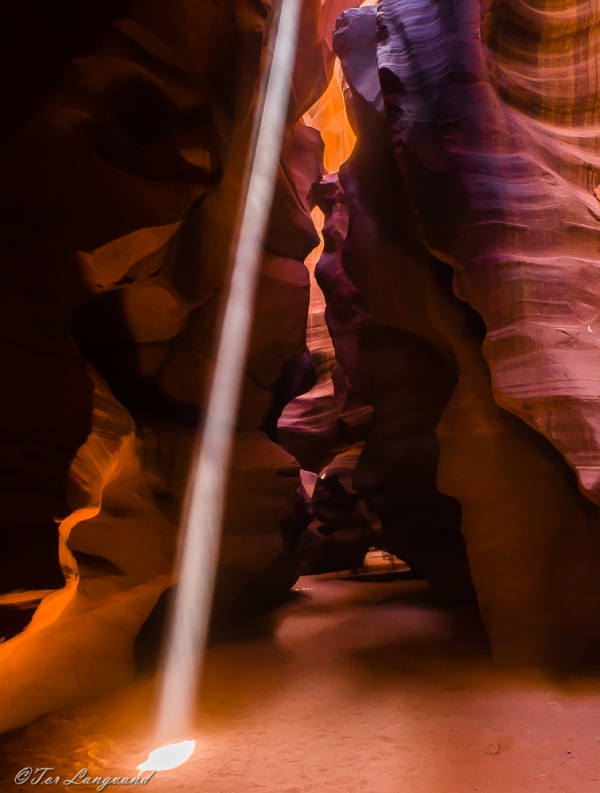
[2,574,600,793]
[1,0,600,783]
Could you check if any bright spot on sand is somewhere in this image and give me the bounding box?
[137,740,196,771]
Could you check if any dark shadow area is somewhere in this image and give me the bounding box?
[134,584,173,674]
[0,605,38,643]
[71,550,123,577]
[347,602,491,689]
[343,569,425,583]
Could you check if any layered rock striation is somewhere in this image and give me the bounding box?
[3,0,600,734]
[326,0,600,665]
[0,0,356,730]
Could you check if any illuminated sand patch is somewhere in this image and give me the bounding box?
[137,740,196,771]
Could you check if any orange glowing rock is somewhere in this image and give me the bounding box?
[304,60,356,174]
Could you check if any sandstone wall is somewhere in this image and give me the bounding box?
[325,0,600,665]
[0,0,356,730]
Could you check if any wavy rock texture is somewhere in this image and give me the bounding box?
[313,170,475,601]
[377,0,600,502]
[0,0,254,645]
[0,369,172,733]
[4,0,600,735]
[278,67,364,475]
[276,242,355,473]
[0,0,358,729]
[303,443,379,574]
[327,1,600,664]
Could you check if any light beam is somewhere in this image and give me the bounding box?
[150,0,303,748]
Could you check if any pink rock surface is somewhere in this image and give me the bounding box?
[329,1,600,664]
[376,0,600,503]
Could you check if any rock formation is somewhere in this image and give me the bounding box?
[329,0,600,665]
[2,0,600,734]
[0,0,355,731]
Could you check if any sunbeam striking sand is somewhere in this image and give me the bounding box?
[3,575,600,792]
[144,0,304,759]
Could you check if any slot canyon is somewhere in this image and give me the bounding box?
[2,0,600,789]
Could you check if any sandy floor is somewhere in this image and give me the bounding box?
[1,574,600,792]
